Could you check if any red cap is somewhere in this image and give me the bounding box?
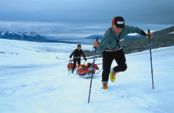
[112,16,125,28]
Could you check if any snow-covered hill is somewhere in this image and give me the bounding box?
[0,39,174,113]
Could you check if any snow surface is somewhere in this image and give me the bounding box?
[0,39,174,113]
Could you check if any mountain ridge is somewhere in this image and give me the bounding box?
[0,31,56,42]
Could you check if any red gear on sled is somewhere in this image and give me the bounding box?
[86,63,99,70]
[77,64,88,76]
[76,63,99,76]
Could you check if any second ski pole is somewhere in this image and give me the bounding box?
[88,38,99,103]
[148,29,155,89]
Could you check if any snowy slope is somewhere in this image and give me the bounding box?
[0,39,174,113]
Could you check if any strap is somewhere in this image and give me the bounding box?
[109,28,121,49]
[115,33,121,48]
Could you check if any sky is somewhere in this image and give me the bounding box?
[0,0,173,37]
[0,0,174,24]
[0,38,174,113]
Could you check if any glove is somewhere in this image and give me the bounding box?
[85,58,87,61]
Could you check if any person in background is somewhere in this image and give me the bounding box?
[70,44,87,73]
[93,16,152,90]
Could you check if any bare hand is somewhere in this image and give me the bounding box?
[93,41,99,48]
[146,33,153,38]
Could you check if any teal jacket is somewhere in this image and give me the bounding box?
[97,25,146,53]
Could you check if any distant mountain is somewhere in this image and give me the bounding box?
[0,31,57,42]
[77,34,103,44]
[85,34,102,40]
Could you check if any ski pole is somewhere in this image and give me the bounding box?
[148,29,155,89]
[88,38,99,103]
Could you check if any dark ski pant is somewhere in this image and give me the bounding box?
[72,58,81,73]
[102,49,127,82]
